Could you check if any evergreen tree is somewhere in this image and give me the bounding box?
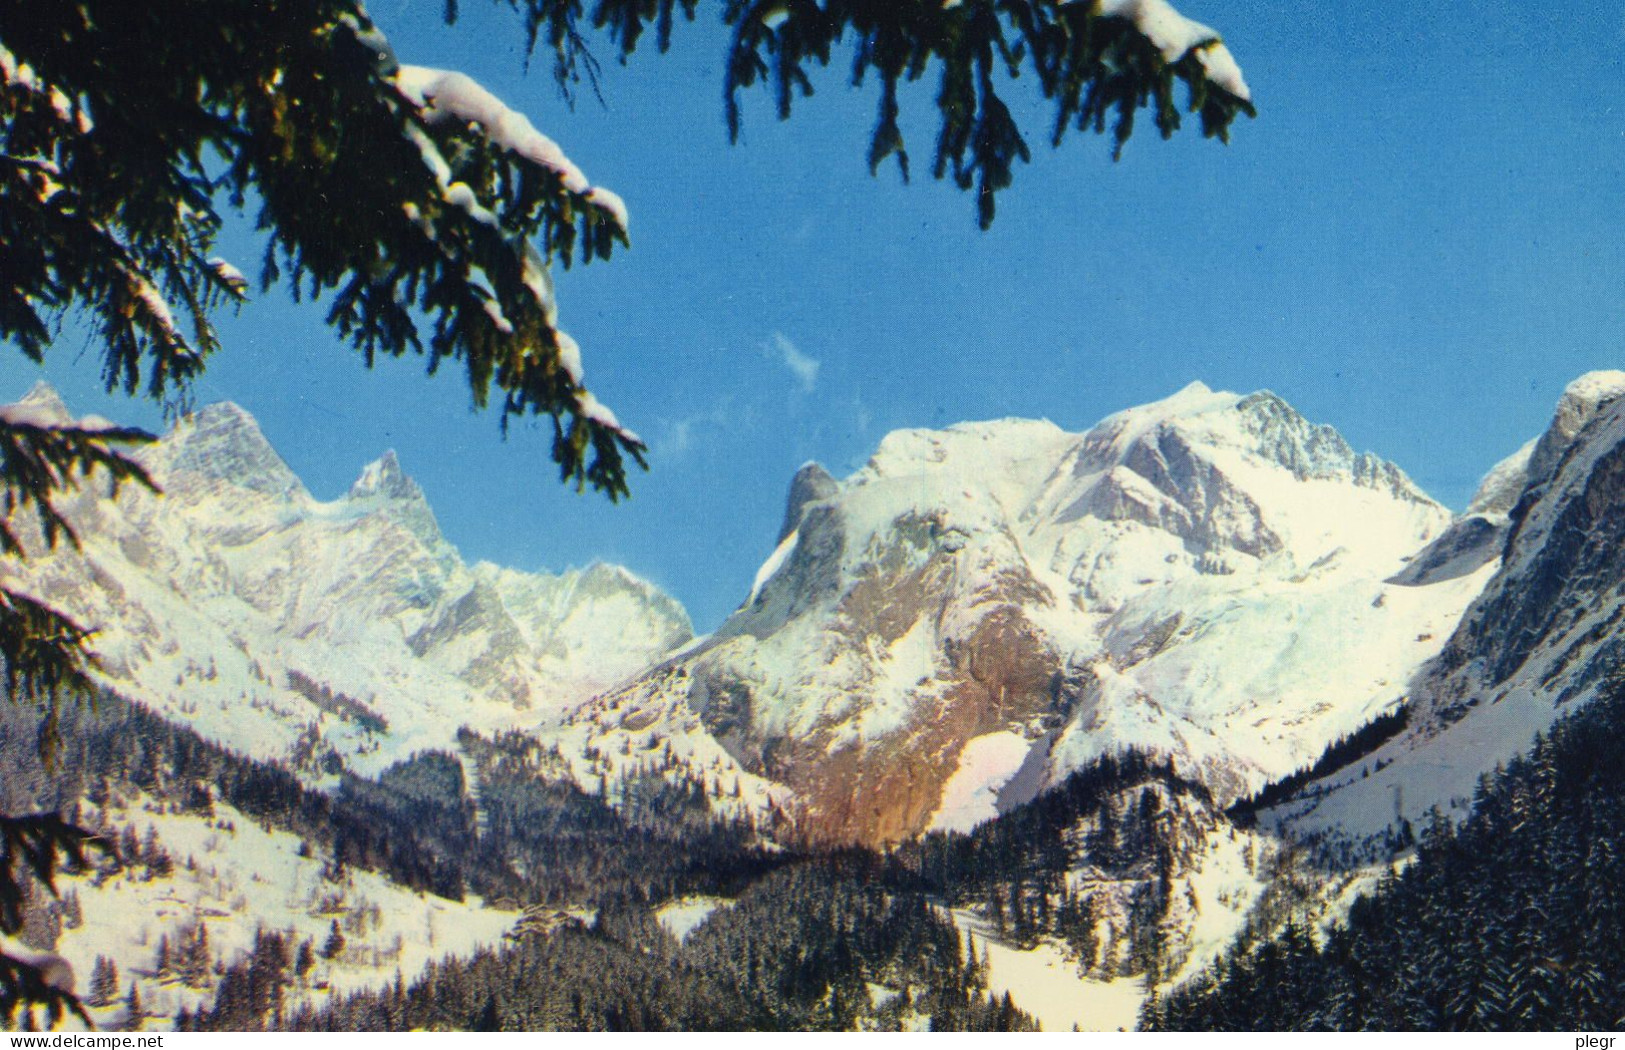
[179,922,213,988]
[1150,680,1625,1032]
[0,814,97,1026]
[87,956,117,1008]
[322,920,347,962]
[122,981,142,1032]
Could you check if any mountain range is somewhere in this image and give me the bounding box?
[8,369,1625,1030]
[0,383,690,782]
[17,370,1625,850]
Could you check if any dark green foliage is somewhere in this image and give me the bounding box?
[681,854,1036,1030]
[900,750,1209,973]
[456,727,781,906]
[0,413,155,762]
[274,923,755,1032]
[0,933,84,1029]
[1150,682,1625,1031]
[1231,703,1412,821]
[285,672,388,735]
[0,813,102,1026]
[196,928,293,1031]
[87,955,116,1008]
[321,921,346,963]
[0,691,779,911]
[3,3,1252,1016]
[479,0,1255,229]
[248,855,1037,1031]
[121,982,141,1032]
[3,1,639,498]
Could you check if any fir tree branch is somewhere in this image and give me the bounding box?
[497,0,1253,229]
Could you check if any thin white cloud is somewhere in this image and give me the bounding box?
[852,394,872,434]
[773,332,820,394]
[665,418,695,455]
[657,398,734,457]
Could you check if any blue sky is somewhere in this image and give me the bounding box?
[9,1,1625,631]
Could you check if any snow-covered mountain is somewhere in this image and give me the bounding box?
[565,382,1489,845]
[1276,370,1625,842]
[24,372,1625,1029]
[21,369,1625,860]
[0,383,691,779]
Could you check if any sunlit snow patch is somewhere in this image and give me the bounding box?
[951,909,1144,1032]
[655,896,733,943]
[927,731,1035,833]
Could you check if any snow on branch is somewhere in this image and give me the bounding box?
[383,54,643,469]
[1094,0,1250,101]
[393,65,624,223]
[395,67,585,190]
[712,0,1254,228]
[0,45,91,132]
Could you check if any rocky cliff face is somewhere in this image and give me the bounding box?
[1276,371,1625,842]
[0,383,691,779]
[575,383,1485,845]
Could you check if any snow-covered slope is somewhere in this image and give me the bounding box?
[0,383,691,779]
[574,382,1484,845]
[38,789,516,1032]
[1277,371,1625,842]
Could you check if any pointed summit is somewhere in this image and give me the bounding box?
[778,462,838,543]
[0,382,75,428]
[165,401,302,498]
[349,450,423,503]
[18,381,71,421]
[346,449,443,548]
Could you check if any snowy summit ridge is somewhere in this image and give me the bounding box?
[0,386,692,781]
[569,381,1481,845]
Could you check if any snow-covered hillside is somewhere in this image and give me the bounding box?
[36,789,516,1032]
[0,383,691,781]
[1275,371,1625,843]
[575,382,1486,844]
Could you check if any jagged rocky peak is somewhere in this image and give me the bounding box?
[1468,438,1538,518]
[1524,369,1625,489]
[778,461,838,542]
[1393,439,1537,588]
[576,560,673,604]
[1282,375,1625,842]
[1399,372,1625,588]
[1230,389,1357,473]
[12,380,74,424]
[1079,381,1429,503]
[345,449,443,547]
[589,380,1473,847]
[0,382,126,433]
[473,559,692,638]
[349,449,423,503]
[0,384,696,781]
[162,400,302,497]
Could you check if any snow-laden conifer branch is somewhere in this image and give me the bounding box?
[291,13,644,495]
[383,57,644,473]
[0,407,156,558]
[496,0,1253,229]
[3,3,645,503]
[0,815,104,1026]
